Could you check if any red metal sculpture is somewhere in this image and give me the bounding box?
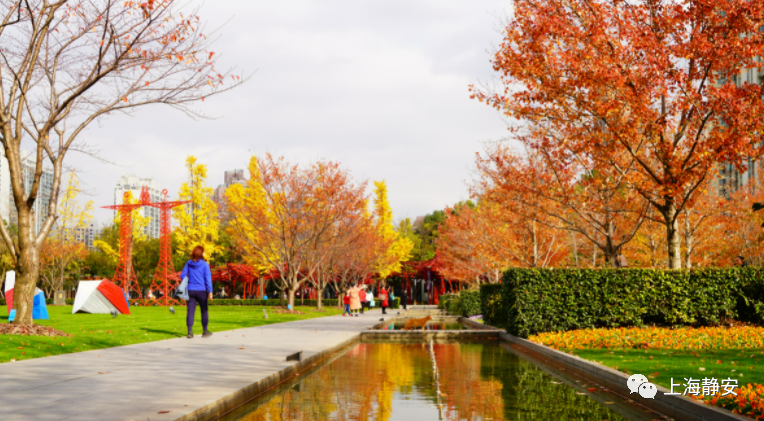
[144,189,190,306]
[102,187,152,299]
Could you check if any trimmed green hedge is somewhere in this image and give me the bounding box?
[458,291,481,317]
[442,291,482,317]
[482,268,764,338]
[438,294,458,310]
[480,284,502,327]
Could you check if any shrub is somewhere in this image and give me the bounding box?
[446,295,461,315]
[480,284,502,327]
[483,268,764,338]
[458,290,481,317]
[442,291,481,317]
[438,294,458,310]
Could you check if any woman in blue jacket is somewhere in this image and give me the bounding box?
[181,246,213,338]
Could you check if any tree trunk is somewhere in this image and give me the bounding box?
[683,213,693,269]
[603,239,618,267]
[664,203,682,269]
[287,285,296,309]
[316,287,324,310]
[13,207,40,326]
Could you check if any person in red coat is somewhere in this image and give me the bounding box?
[378,286,390,315]
[342,293,351,316]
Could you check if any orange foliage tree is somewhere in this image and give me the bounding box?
[476,144,648,267]
[474,0,764,269]
[437,196,567,285]
[226,154,369,309]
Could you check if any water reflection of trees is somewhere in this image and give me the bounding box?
[239,342,626,421]
[479,345,628,420]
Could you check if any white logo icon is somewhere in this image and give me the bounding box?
[638,382,658,399]
[627,374,649,394]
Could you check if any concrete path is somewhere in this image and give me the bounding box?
[0,309,390,421]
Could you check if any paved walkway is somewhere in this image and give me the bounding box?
[0,310,388,421]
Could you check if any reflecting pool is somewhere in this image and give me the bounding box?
[228,341,661,420]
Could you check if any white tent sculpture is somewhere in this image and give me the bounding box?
[72,280,130,315]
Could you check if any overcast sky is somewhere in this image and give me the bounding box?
[71,0,511,224]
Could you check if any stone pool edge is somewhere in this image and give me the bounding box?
[172,334,361,421]
[499,332,751,421]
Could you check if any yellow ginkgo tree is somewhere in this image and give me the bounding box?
[174,155,221,262]
[372,180,413,279]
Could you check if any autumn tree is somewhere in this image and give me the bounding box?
[438,197,566,278]
[226,154,368,309]
[436,204,507,286]
[372,181,413,280]
[0,0,243,325]
[175,155,221,261]
[474,0,764,269]
[477,143,648,267]
[314,212,378,309]
[39,173,93,297]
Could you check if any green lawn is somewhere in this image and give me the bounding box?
[0,305,342,364]
[571,348,764,389]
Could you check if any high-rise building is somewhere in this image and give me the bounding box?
[75,221,103,250]
[114,175,163,239]
[224,169,245,186]
[214,169,246,221]
[0,150,55,234]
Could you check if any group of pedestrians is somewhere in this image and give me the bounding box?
[342,283,396,316]
[178,244,414,334]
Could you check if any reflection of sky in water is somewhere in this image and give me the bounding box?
[389,391,440,420]
[234,342,650,420]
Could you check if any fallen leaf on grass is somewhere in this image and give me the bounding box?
[158,410,170,414]
[588,387,597,392]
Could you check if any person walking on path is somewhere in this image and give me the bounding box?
[342,292,351,316]
[366,289,375,311]
[399,287,407,311]
[181,246,213,339]
[378,285,390,315]
[347,283,366,317]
